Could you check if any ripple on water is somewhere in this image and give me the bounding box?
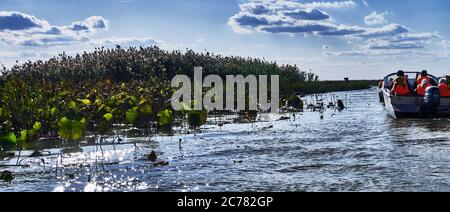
[2,88,450,191]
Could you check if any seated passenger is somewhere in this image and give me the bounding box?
[404,74,415,92]
[438,78,450,97]
[392,76,410,96]
[415,79,431,96]
[386,78,394,90]
[417,70,431,85]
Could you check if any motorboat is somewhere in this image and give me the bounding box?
[380,72,450,118]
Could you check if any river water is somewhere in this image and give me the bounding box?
[1,88,450,192]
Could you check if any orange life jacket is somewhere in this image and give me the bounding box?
[393,84,410,96]
[417,76,431,85]
[416,83,431,96]
[439,83,450,97]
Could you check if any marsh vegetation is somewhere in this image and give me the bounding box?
[0,46,376,151]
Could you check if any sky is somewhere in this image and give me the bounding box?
[1,0,450,80]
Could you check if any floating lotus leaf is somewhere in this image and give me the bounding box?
[19,121,41,143]
[94,98,102,106]
[98,114,113,133]
[58,91,69,98]
[19,130,28,142]
[157,109,173,126]
[58,117,86,140]
[50,107,59,116]
[0,132,16,145]
[126,107,138,124]
[103,113,113,122]
[33,122,42,131]
[79,99,91,105]
[138,104,152,117]
[68,101,77,109]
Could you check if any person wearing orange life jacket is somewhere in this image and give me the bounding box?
[438,78,450,97]
[415,79,431,96]
[417,70,431,85]
[391,70,410,96]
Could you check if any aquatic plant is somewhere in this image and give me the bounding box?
[286,96,304,110]
[0,46,377,147]
[157,109,173,133]
[57,117,86,140]
[187,110,207,129]
[0,132,16,146]
[0,171,13,182]
[18,122,42,143]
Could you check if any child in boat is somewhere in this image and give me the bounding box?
[438,78,450,97]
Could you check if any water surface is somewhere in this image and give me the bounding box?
[1,88,450,192]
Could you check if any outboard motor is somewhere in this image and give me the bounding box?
[423,86,440,117]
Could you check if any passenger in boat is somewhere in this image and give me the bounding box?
[384,78,394,90]
[415,79,431,96]
[438,78,450,97]
[417,70,431,85]
[391,72,410,96]
[404,74,415,92]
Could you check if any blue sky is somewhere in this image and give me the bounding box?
[1,0,450,79]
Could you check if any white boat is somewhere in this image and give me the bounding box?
[380,72,450,118]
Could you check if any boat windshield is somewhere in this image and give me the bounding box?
[384,77,395,90]
[384,72,439,91]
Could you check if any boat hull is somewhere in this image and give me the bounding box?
[382,89,450,118]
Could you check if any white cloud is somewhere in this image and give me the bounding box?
[323,49,448,58]
[440,40,450,49]
[364,12,388,25]
[228,0,357,35]
[0,51,21,58]
[364,39,426,50]
[393,32,440,42]
[0,11,109,47]
[357,23,409,38]
[92,37,161,48]
[0,50,48,59]
[0,11,168,68]
[229,1,410,40]
[229,0,444,60]
[293,1,357,10]
[68,16,108,32]
[325,30,440,57]
[0,11,50,31]
[359,31,439,51]
[239,0,356,14]
[362,0,370,8]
